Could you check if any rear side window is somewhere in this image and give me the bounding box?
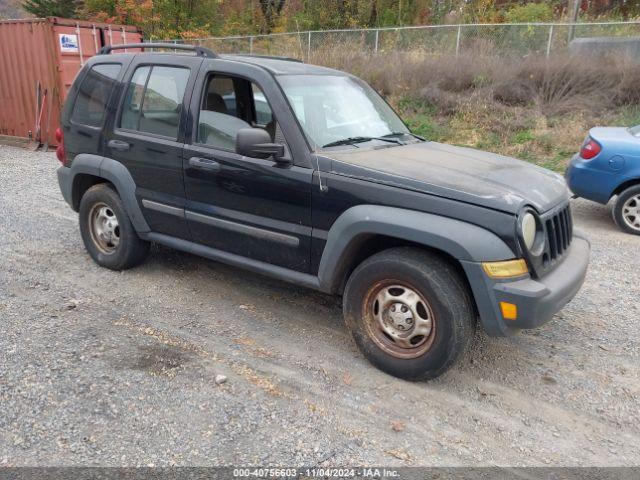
[71,64,121,127]
[119,65,190,139]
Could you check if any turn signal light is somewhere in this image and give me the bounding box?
[500,302,518,320]
[482,259,528,279]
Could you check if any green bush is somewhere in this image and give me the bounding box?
[505,3,554,23]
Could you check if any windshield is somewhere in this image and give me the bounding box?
[278,74,409,150]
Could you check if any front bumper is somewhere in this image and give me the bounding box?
[462,233,590,336]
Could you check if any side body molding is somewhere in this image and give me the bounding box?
[68,154,150,233]
[317,205,516,293]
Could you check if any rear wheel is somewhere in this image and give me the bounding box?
[613,185,640,235]
[79,183,149,270]
[343,247,476,381]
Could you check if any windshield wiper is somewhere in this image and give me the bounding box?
[322,136,403,148]
[383,132,426,142]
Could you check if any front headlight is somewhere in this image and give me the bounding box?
[518,209,545,257]
[521,212,537,250]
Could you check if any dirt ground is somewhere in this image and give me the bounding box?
[0,145,638,467]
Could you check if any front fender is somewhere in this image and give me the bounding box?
[317,205,516,292]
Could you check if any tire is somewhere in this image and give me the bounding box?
[612,184,640,236]
[343,247,476,381]
[79,183,150,270]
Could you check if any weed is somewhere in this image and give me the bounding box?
[309,49,640,172]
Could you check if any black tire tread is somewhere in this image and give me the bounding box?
[612,184,640,236]
[343,247,476,381]
[78,183,150,270]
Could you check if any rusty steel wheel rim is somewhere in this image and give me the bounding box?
[88,202,120,255]
[362,280,436,359]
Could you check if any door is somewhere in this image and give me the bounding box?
[105,55,202,239]
[182,62,313,272]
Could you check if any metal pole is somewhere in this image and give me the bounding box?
[546,24,554,57]
[121,27,127,53]
[455,24,462,56]
[568,0,581,42]
[249,36,254,54]
[307,31,311,59]
[92,25,98,53]
[374,29,379,53]
[75,24,84,66]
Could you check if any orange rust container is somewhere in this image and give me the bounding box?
[0,17,142,147]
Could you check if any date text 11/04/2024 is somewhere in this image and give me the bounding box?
[232,468,400,478]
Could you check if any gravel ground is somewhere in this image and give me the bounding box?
[0,145,638,467]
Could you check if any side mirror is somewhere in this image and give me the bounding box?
[236,128,287,163]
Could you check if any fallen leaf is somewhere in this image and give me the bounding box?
[391,420,406,432]
[385,449,411,462]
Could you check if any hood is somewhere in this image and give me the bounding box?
[327,141,569,214]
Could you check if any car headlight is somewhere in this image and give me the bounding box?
[518,209,545,256]
[521,212,537,250]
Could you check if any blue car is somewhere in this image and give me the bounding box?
[566,126,640,235]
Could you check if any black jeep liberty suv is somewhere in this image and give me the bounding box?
[56,43,590,380]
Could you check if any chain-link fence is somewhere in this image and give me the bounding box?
[166,21,640,59]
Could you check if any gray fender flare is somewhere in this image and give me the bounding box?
[317,205,515,293]
[69,154,150,233]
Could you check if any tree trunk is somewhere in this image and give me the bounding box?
[368,0,377,27]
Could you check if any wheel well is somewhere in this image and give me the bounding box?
[332,234,471,298]
[72,174,112,211]
[611,178,640,199]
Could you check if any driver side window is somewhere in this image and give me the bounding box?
[197,73,277,151]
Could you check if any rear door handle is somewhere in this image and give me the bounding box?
[189,156,221,172]
[108,139,130,151]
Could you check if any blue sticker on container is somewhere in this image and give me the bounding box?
[59,34,79,53]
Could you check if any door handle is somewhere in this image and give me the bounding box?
[108,139,130,151]
[189,156,221,172]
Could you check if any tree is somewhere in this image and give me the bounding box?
[22,0,78,17]
[259,0,285,32]
[1,0,28,19]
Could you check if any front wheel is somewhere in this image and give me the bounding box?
[79,183,150,270]
[613,185,640,235]
[343,247,476,381]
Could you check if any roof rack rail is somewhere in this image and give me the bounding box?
[98,43,218,58]
[232,53,303,63]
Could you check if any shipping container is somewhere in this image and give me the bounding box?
[0,17,142,147]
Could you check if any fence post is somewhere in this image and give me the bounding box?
[455,24,462,56]
[374,28,379,53]
[546,25,554,57]
[307,31,312,60]
[249,36,254,54]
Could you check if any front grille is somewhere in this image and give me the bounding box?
[544,205,573,261]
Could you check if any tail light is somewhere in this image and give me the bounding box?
[55,127,67,166]
[580,137,601,160]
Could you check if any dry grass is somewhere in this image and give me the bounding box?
[310,49,640,171]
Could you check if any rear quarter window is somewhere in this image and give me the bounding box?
[71,64,122,127]
[119,65,190,139]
